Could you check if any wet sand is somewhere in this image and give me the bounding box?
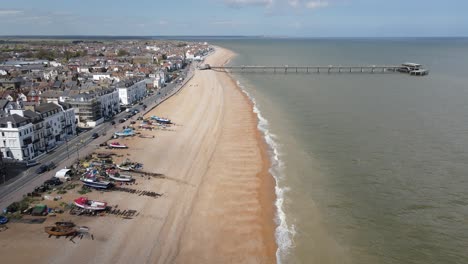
[0,47,277,263]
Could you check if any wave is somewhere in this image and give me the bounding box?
[235,79,295,263]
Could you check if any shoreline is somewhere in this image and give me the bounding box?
[0,46,278,264]
[220,47,278,260]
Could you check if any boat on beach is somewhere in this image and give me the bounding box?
[44,226,76,236]
[150,116,171,124]
[108,142,128,149]
[80,176,113,189]
[108,172,133,182]
[114,128,135,137]
[74,197,107,210]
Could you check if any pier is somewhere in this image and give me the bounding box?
[202,62,429,76]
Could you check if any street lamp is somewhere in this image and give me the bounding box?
[66,138,70,159]
[76,140,83,160]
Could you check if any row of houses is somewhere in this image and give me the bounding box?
[0,102,76,161]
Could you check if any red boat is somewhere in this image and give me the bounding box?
[74,197,107,211]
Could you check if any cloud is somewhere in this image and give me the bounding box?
[288,0,300,7]
[225,0,273,8]
[305,0,329,9]
[0,9,24,16]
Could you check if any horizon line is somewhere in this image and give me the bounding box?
[0,35,467,39]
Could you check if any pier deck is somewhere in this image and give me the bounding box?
[204,64,429,76]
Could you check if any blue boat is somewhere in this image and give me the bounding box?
[150,116,171,124]
[114,128,135,137]
[80,171,112,189]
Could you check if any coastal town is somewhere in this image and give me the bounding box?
[0,39,276,263]
[0,40,211,164]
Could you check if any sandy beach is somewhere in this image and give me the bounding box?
[0,47,277,264]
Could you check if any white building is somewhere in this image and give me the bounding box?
[34,102,76,150]
[0,103,77,161]
[98,88,120,119]
[0,114,35,161]
[43,69,58,81]
[92,72,112,81]
[117,79,147,106]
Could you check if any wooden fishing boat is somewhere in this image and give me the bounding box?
[108,173,133,182]
[44,226,76,236]
[80,176,113,189]
[74,197,107,210]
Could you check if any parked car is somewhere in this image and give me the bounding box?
[35,165,48,174]
[92,133,99,139]
[130,121,136,124]
[46,162,56,170]
[119,119,125,123]
[26,160,39,167]
[138,102,143,105]
[44,177,62,186]
[0,216,8,225]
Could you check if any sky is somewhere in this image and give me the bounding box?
[0,0,466,37]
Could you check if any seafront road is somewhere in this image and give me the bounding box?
[0,65,194,210]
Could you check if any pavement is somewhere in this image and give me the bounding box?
[0,64,195,210]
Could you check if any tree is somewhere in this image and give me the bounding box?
[117,49,129,57]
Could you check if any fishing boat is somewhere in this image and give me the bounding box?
[74,197,107,210]
[150,116,171,124]
[108,172,133,182]
[116,164,132,171]
[80,176,112,189]
[44,226,76,236]
[114,128,135,137]
[139,123,153,130]
[108,142,128,149]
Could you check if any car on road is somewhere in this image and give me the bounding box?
[0,216,8,225]
[130,121,136,124]
[35,165,48,174]
[138,102,143,105]
[46,162,56,170]
[119,119,125,123]
[44,177,62,186]
[111,121,116,125]
[92,133,99,139]
[26,160,39,167]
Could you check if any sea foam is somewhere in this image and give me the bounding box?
[236,80,295,263]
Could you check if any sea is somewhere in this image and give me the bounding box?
[209,38,468,264]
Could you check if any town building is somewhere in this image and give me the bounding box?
[117,79,147,106]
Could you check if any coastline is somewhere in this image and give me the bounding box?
[0,46,278,263]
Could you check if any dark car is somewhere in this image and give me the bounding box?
[44,177,62,186]
[92,133,99,139]
[119,119,125,123]
[35,165,48,174]
[46,162,56,170]
[130,121,136,124]
[138,102,143,105]
[111,120,116,125]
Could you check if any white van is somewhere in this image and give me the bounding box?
[54,169,73,181]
